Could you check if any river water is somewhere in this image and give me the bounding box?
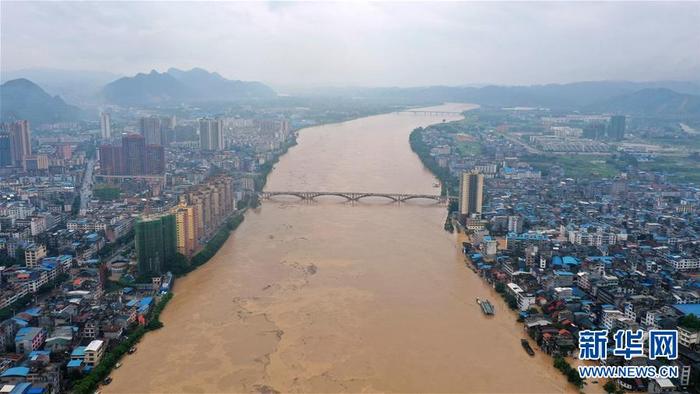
[106,103,571,393]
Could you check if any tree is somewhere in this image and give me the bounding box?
[495,282,506,293]
[679,314,700,331]
[603,381,618,394]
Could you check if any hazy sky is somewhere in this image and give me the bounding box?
[2,1,699,87]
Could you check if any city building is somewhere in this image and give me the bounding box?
[0,132,11,167]
[0,120,31,168]
[135,213,177,276]
[14,327,45,355]
[459,170,484,221]
[98,144,123,175]
[83,339,105,367]
[23,155,49,172]
[199,118,224,151]
[174,203,199,257]
[607,115,626,141]
[123,133,146,175]
[100,112,111,140]
[99,134,165,176]
[24,244,47,268]
[139,116,163,146]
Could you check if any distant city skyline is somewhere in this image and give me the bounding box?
[1,2,699,88]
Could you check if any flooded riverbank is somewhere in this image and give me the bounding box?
[106,103,572,393]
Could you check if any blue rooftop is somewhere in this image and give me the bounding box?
[673,304,700,317]
[23,307,42,317]
[67,359,82,368]
[28,350,50,361]
[554,270,574,276]
[71,346,86,357]
[138,296,154,313]
[586,256,613,265]
[507,232,548,241]
[552,256,563,267]
[15,327,43,342]
[1,366,30,377]
[11,383,32,394]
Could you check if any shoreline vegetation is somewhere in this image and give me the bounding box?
[409,123,461,232]
[71,292,173,394]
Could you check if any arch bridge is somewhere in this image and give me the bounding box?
[259,191,455,204]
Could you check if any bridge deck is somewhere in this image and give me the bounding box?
[260,191,456,203]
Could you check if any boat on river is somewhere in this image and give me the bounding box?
[479,299,494,315]
[521,339,535,356]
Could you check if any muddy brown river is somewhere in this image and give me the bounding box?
[106,103,572,393]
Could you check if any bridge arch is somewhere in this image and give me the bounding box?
[400,195,443,203]
[353,194,399,202]
[264,192,307,200]
[308,192,354,201]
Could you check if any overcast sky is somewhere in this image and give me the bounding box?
[1,1,699,87]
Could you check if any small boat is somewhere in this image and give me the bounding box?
[115,362,122,369]
[476,297,481,305]
[480,300,494,315]
[128,347,137,354]
[521,339,535,356]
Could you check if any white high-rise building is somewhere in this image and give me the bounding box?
[100,112,111,140]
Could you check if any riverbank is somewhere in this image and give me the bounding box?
[105,104,571,393]
[88,109,400,390]
[72,292,173,394]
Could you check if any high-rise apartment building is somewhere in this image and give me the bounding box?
[176,176,235,248]
[145,145,165,174]
[57,143,72,160]
[99,134,164,176]
[122,134,146,175]
[139,116,163,146]
[0,121,31,168]
[174,203,199,257]
[98,145,123,175]
[199,118,224,151]
[100,112,111,140]
[583,122,606,140]
[459,171,484,221]
[607,115,626,141]
[0,133,11,167]
[135,214,177,276]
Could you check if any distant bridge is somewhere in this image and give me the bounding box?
[260,191,456,204]
[400,110,463,116]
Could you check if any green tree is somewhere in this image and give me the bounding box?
[679,314,700,331]
[495,282,506,293]
[603,381,618,394]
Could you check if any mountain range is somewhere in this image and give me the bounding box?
[2,66,700,124]
[301,81,700,114]
[101,68,277,105]
[586,88,700,116]
[0,78,82,124]
[0,68,121,106]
